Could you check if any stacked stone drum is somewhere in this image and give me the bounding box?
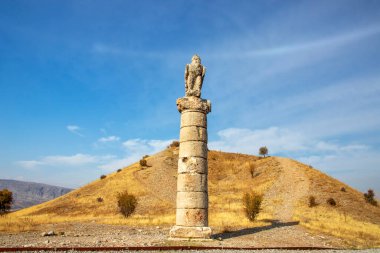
[169,96,212,239]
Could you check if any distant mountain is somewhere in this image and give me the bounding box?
[0,179,72,210]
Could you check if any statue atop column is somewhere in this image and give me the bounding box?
[170,55,212,240]
[185,54,206,98]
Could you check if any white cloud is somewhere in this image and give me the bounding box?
[97,135,120,143]
[122,138,173,155]
[16,160,45,169]
[98,138,174,172]
[67,125,83,137]
[209,126,379,194]
[209,127,369,156]
[16,154,114,169]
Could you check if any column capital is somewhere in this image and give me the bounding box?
[176,97,211,114]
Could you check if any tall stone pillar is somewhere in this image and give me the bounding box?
[170,55,212,239]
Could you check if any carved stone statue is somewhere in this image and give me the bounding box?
[185,55,206,98]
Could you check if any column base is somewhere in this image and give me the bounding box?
[169,225,212,240]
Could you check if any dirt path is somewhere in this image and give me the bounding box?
[268,157,310,221]
[238,157,342,248]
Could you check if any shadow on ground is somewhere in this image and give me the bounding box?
[212,220,300,240]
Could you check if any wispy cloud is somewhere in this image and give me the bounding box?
[209,126,378,193]
[218,25,380,58]
[67,125,84,137]
[98,138,173,171]
[16,154,114,169]
[209,127,368,156]
[97,135,120,143]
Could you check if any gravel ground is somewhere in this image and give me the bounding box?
[1,250,379,253]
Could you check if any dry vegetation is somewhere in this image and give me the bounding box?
[291,159,380,247]
[2,148,380,247]
[3,148,276,232]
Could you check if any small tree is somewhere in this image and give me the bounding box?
[242,192,263,221]
[0,189,13,214]
[259,146,268,158]
[117,191,137,217]
[364,189,378,206]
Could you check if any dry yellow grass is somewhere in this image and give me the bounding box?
[5,148,276,232]
[5,148,380,248]
[294,206,380,248]
[289,159,380,248]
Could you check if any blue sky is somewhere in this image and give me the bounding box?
[1,0,380,195]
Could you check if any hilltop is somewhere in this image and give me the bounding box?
[3,147,380,248]
[0,179,72,210]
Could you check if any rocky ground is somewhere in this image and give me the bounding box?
[0,222,346,249]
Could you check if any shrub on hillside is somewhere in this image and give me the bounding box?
[117,191,137,217]
[0,189,13,214]
[248,163,255,178]
[308,196,317,207]
[117,168,122,173]
[340,187,346,192]
[100,175,107,180]
[327,198,337,206]
[139,159,147,167]
[242,192,263,221]
[168,140,180,148]
[259,146,268,158]
[364,189,378,206]
[97,197,103,203]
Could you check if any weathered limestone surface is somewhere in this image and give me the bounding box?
[179,126,207,142]
[178,157,207,174]
[176,209,208,226]
[170,55,212,239]
[180,111,207,127]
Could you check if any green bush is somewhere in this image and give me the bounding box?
[308,196,317,207]
[327,198,337,206]
[0,189,13,214]
[364,189,378,206]
[242,192,263,221]
[117,191,137,217]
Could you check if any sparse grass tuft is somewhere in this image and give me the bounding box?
[0,216,37,232]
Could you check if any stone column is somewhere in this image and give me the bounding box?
[169,96,212,239]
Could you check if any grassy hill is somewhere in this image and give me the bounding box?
[2,146,380,247]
